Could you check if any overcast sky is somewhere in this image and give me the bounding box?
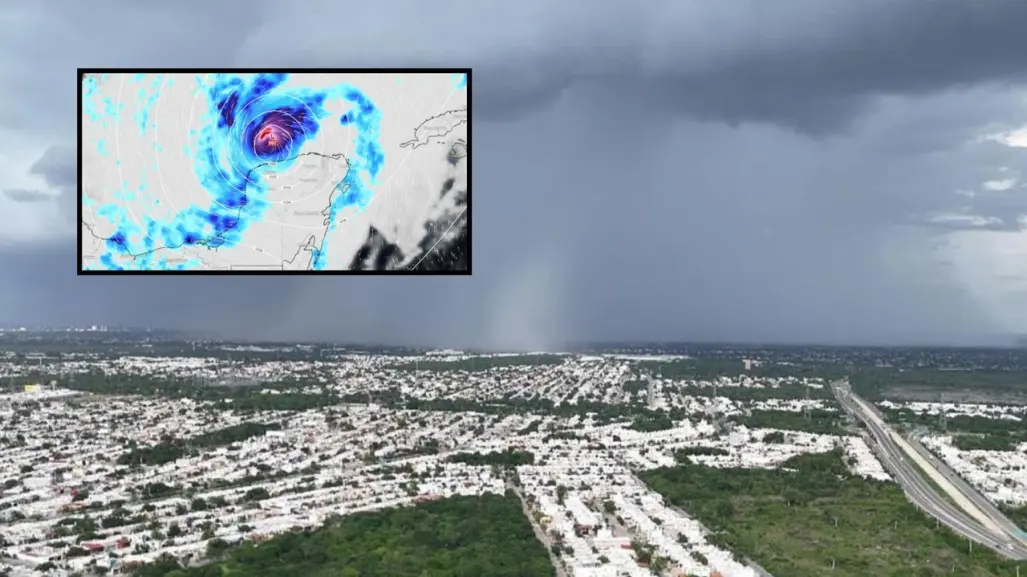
[1,0,1026,349]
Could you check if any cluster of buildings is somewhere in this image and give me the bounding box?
[919,435,1027,504]
[0,354,828,413]
[0,353,903,576]
[877,400,1027,421]
[880,400,1027,505]
[875,400,1027,506]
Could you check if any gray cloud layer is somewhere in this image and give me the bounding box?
[0,0,1026,348]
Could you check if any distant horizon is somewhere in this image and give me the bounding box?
[0,324,1022,351]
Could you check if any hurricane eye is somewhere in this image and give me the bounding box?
[247,112,298,161]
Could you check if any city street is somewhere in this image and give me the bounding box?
[509,480,569,577]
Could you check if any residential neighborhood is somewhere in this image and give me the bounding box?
[0,347,1025,576]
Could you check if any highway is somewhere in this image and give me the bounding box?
[832,380,1027,560]
[907,429,1026,538]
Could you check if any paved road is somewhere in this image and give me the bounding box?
[831,380,1027,560]
[906,430,1025,538]
[508,481,568,577]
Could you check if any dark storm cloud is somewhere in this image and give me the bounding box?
[3,189,50,203]
[29,145,75,189]
[7,0,1027,135]
[0,1,261,135]
[629,1,1027,134]
[1,94,1007,347]
[802,89,1027,233]
[0,0,1025,347]
[6,146,77,222]
[240,0,1027,133]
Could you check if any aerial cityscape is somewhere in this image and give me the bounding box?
[2,2,1027,577]
[2,330,1027,576]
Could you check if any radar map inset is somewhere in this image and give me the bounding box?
[78,69,470,273]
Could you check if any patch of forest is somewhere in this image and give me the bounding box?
[133,493,554,577]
